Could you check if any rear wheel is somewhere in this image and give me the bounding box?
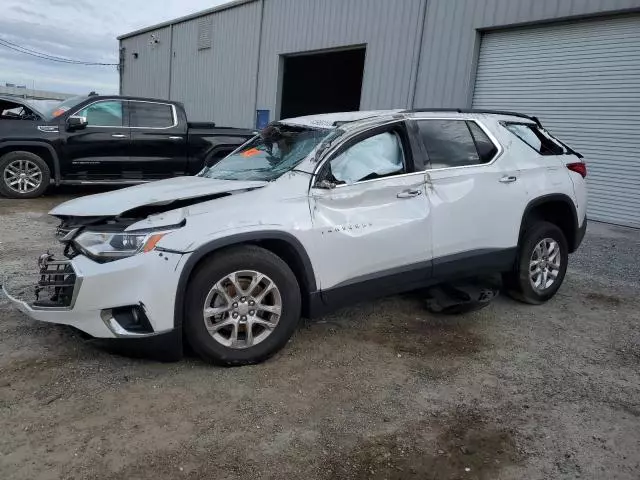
[184,245,301,365]
[503,221,568,304]
[0,151,50,198]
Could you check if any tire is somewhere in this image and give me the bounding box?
[184,245,301,366]
[0,151,50,198]
[503,221,568,305]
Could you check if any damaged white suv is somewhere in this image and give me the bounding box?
[2,109,587,365]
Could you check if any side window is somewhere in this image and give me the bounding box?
[327,131,405,185]
[504,123,564,155]
[130,102,174,128]
[417,120,486,169]
[76,101,124,127]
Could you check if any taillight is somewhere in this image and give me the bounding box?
[567,162,587,178]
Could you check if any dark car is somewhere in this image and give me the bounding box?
[0,95,254,198]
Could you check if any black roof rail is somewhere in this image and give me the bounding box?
[404,108,541,126]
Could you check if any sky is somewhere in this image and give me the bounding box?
[1,0,229,95]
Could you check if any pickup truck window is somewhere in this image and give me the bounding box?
[130,102,174,128]
[76,101,124,127]
[201,124,333,181]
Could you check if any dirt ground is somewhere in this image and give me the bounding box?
[1,188,639,480]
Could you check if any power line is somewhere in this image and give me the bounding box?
[0,38,88,64]
[0,38,118,65]
[0,37,118,65]
[0,37,118,66]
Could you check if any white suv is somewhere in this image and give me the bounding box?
[2,109,587,365]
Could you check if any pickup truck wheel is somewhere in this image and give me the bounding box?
[503,221,568,304]
[0,151,50,198]
[184,245,301,366]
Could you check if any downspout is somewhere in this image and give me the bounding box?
[118,45,125,95]
[253,0,265,127]
[409,0,429,109]
[167,24,174,99]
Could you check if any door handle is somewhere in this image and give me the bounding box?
[499,175,517,183]
[111,134,127,139]
[168,136,183,140]
[397,189,422,199]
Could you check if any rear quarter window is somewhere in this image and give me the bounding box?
[503,123,564,156]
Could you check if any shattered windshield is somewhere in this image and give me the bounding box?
[200,124,337,181]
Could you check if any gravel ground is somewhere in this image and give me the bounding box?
[0,189,639,480]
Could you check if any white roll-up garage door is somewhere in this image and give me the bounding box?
[472,15,640,228]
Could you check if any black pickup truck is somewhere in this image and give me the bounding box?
[0,95,254,198]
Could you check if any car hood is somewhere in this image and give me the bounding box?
[49,176,268,217]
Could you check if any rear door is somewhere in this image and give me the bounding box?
[412,117,528,276]
[63,99,130,180]
[128,101,188,179]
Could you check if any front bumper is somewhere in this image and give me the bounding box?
[2,250,188,338]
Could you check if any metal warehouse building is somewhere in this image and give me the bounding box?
[118,0,640,228]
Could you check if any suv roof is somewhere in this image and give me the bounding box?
[280,108,539,131]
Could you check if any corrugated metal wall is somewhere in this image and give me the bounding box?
[120,26,172,99]
[120,0,640,121]
[472,15,640,228]
[256,0,427,117]
[169,1,262,126]
[413,0,640,108]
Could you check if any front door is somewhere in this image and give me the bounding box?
[62,99,131,180]
[308,122,432,296]
[411,118,529,277]
[128,101,188,179]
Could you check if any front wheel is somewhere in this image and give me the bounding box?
[0,151,50,198]
[503,221,568,304]
[184,245,301,366]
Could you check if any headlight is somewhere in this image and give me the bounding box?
[73,230,172,260]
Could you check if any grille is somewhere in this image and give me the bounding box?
[33,254,78,308]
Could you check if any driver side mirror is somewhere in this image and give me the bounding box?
[67,115,87,131]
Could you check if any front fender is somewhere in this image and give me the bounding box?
[0,140,61,184]
[169,228,317,328]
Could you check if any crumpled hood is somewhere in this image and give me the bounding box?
[49,176,268,216]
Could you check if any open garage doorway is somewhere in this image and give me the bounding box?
[278,47,366,119]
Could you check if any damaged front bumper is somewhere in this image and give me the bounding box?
[1,250,188,338]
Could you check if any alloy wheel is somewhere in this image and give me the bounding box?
[202,270,282,349]
[3,159,43,194]
[529,237,561,292]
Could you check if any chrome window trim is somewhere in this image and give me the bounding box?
[70,99,178,130]
[327,170,427,189]
[310,116,504,190]
[128,100,178,130]
[311,118,409,187]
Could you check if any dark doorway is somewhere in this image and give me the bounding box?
[279,47,366,119]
